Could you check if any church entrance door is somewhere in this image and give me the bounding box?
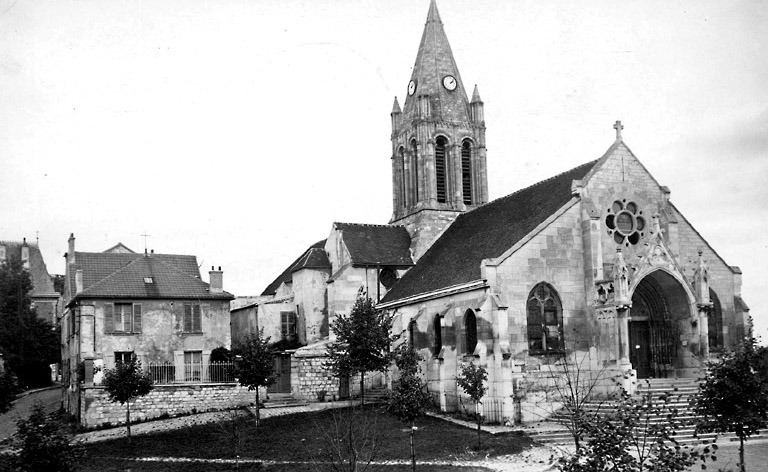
[630,270,690,378]
[629,321,652,379]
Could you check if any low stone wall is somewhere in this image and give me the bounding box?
[293,355,340,401]
[80,383,254,428]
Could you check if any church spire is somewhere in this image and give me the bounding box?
[401,0,470,124]
[389,0,489,260]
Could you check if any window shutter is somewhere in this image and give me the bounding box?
[193,304,201,332]
[133,304,142,333]
[104,303,114,333]
[184,304,192,332]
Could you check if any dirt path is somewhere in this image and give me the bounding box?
[0,387,60,441]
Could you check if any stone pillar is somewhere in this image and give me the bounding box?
[698,308,710,358]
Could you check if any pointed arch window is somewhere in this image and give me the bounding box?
[461,140,473,204]
[399,147,406,208]
[433,314,443,356]
[708,289,723,351]
[408,319,417,347]
[465,309,477,354]
[527,283,563,355]
[435,136,447,203]
[411,140,419,202]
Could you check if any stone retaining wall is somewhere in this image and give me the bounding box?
[80,383,254,428]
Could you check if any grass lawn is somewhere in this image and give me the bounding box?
[80,405,534,471]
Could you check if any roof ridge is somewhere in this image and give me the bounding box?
[471,159,598,211]
[335,222,403,229]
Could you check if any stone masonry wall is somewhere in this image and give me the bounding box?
[294,355,340,402]
[80,383,253,428]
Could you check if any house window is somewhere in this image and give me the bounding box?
[105,303,142,334]
[184,351,202,381]
[527,283,563,355]
[461,140,472,204]
[115,351,134,365]
[184,304,202,333]
[433,314,443,356]
[281,311,297,340]
[465,309,477,354]
[435,136,447,203]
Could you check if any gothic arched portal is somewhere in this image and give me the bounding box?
[629,270,691,378]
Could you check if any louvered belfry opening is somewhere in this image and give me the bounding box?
[461,140,472,204]
[435,136,447,203]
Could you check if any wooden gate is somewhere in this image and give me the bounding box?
[268,354,291,393]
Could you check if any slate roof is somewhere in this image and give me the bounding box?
[261,240,329,296]
[381,160,598,303]
[67,251,232,304]
[336,223,414,267]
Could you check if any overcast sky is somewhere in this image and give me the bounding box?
[1,0,766,340]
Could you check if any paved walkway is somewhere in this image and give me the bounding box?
[0,386,60,442]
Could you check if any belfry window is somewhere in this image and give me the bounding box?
[464,309,477,354]
[461,140,472,204]
[527,283,563,355]
[435,136,447,203]
[399,147,406,208]
[411,140,419,202]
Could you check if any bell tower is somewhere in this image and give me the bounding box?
[389,0,488,260]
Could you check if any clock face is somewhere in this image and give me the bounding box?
[407,80,417,96]
[442,75,457,91]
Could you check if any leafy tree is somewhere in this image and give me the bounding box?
[695,334,768,472]
[14,402,84,472]
[0,255,60,388]
[386,343,432,472]
[326,292,398,405]
[558,387,713,472]
[102,357,154,444]
[233,329,275,426]
[457,362,487,449]
[0,370,18,414]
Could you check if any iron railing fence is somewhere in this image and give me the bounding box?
[430,391,507,424]
[145,361,236,384]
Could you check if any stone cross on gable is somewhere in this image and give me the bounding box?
[613,120,624,141]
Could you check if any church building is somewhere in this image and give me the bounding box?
[256,0,750,421]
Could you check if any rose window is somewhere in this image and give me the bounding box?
[605,199,645,246]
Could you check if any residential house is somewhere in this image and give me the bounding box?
[60,234,250,427]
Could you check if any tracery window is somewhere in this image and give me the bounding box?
[527,283,563,355]
[464,309,477,354]
[435,136,447,203]
[605,199,645,246]
[399,147,406,208]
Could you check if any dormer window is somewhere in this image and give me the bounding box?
[143,277,154,284]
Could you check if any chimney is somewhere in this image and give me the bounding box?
[75,269,83,294]
[209,266,223,293]
[68,233,76,264]
[21,238,29,270]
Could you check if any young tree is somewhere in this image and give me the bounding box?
[695,334,768,472]
[233,329,275,426]
[326,292,398,405]
[102,357,154,444]
[386,343,432,472]
[558,387,713,472]
[457,362,487,449]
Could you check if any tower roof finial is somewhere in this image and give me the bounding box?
[613,120,624,141]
